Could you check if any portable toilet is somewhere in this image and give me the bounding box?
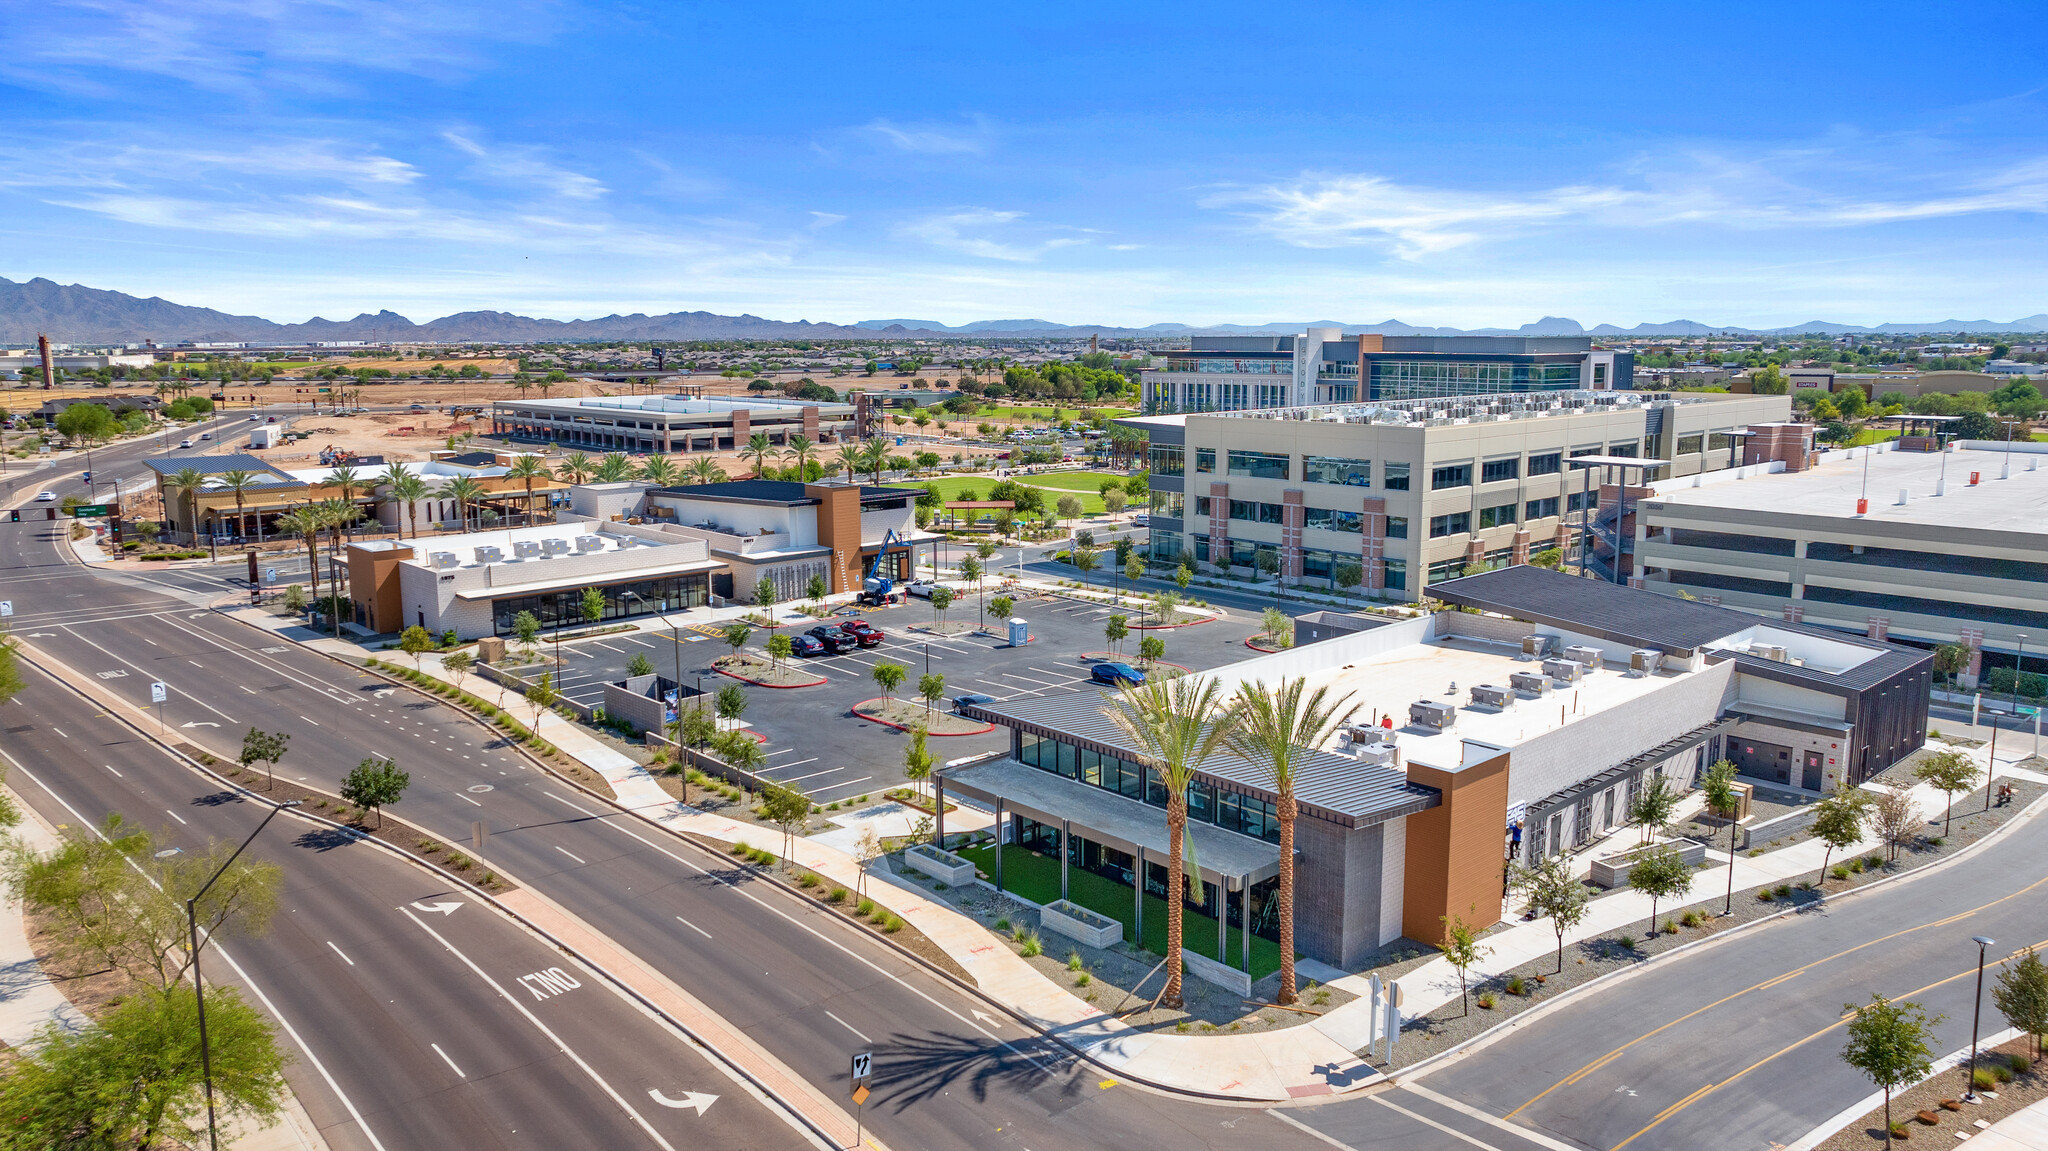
[1007,617,1029,647]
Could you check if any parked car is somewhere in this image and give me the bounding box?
[1131,512,1150,526]
[903,580,941,599]
[790,634,827,658]
[952,693,996,711]
[838,620,884,646]
[34,490,55,502]
[1090,662,1146,687]
[805,625,857,654]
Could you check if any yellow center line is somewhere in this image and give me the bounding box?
[1605,935,2048,1151]
[1505,874,2047,1119]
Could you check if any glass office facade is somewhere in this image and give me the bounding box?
[1370,359,1583,400]
[490,572,708,636]
[1016,730,1282,844]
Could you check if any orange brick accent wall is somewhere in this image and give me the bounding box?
[346,543,415,634]
[808,484,863,593]
[1402,747,1510,945]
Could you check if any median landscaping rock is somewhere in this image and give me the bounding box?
[712,652,826,688]
[851,697,993,735]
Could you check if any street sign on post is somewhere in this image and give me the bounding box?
[850,1050,873,1144]
[0,600,11,618]
[150,682,167,704]
[67,504,112,517]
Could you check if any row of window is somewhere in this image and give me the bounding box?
[1189,495,1390,536]
[1150,532,1410,591]
[1017,731,1283,842]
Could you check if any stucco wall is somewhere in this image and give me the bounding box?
[1507,659,1735,806]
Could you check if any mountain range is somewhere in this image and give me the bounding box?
[4,277,2045,345]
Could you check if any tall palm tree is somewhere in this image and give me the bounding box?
[1225,677,1360,1005]
[742,432,775,478]
[835,443,864,483]
[437,476,487,532]
[557,451,595,485]
[324,463,362,510]
[859,439,889,486]
[591,452,630,482]
[274,505,329,594]
[783,434,816,479]
[1100,676,1240,1010]
[215,469,261,541]
[504,455,554,524]
[161,466,208,537]
[637,455,679,486]
[320,498,362,560]
[684,456,727,485]
[386,471,430,538]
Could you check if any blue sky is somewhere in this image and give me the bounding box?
[4,0,2047,329]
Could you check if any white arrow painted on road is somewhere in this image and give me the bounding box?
[408,901,463,916]
[180,721,220,729]
[23,633,54,638]
[971,1009,997,1026]
[373,689,395,698]
[187,613,206,619]
[647,1090,718,1115]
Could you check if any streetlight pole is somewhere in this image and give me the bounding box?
[1965,935,1996,1103]
[188,799,302,1151]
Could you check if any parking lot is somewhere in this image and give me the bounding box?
[506,588,1263,807]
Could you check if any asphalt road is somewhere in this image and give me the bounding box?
[0,663,805,1151]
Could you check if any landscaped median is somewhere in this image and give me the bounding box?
[362,657,619,799]
[850,696,994,735]
[712,652,825,688]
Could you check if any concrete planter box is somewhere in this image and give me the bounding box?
[904,844,977,886]
[1182,948,1253,997]
[1591,838,1708,889]
[1040,900,1123,949]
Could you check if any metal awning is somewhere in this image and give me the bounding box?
[941,758,1284,884]
[1526,718,1735,817]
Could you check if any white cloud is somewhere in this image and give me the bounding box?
[895,209,1084,262]
[808,211,848,228]
[861,118,989,155]
[1207,159,2048,257]
[443,132,606,201]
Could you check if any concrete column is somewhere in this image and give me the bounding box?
[993,799,1004,892]
[1208,481,1230,566]
[1132,845,1143,939]
[802,406,820,441]
[1060,819,1070,902]
[731,407,750,446]
[1241,877,1250,973]
[934,775,946,848]
[1961,627,1986,686]
[1280,490,1305,578]
[1511,528,1531,566]
[1362,496,1386,592]
[1217,874,1226,962]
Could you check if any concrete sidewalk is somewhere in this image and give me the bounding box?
[1971,1097,2048,1151]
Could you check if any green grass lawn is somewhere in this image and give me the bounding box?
[976,405,1136,421]
[889,472,1132,516]
[1021,470,1135,493]
[955,843,1280,979]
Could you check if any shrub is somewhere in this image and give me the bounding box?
[1075,972,1091,987]
[1616,934,1636,952]
[1068,952,1084,971]
[1663,919,1679,935]
[2011,1053,2033,1074]
[1929,836,1946,847]
[1864,854,1885,870]
[1774,884,1793,899]
[1680,910,1701,928]
[1889,1121,1909,1140]
[1018,930,1042,957]
[857,898,877,917]
[994,917,1011,932]
[1506,975,1528,996]
[1974,1068,1998,1090]
[448,853,471,869]
[1476,991,1496,1010]
[420,840,441,853]
[826,887,847,904]
[1846,858,1863,874]
[1831,865,1851,881]
[481,871,495,885]
[731,841,750,856]
[881,914,905,934]
[797,871,820,888]
[1994,1062,2014,1083]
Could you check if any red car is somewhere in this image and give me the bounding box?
[838,620,885,647]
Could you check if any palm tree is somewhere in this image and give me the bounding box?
[594,452,633,482]
[437,476,487,532]
[274,505,329,594]
[684,456,727,485]
[557,451,595,485]
[320,498,362,560]
[386,470,429,538]
[835,443,864,483]
[324,463,363,511]
[636,455,679,486]
[860,439,889,486]
[1225,677,1360,1005]
[1100,676,1240,1010]
[215,469,261,541]
[742,432,775,478]
[504,455,554,524]
[161,466,208,538]
[783,434,816,479]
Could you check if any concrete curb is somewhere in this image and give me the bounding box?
[849,697,995,736]
[712,661,827,689]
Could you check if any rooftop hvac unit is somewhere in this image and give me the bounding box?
[1752,644,1788,662]
[1470,683,1514,709]
[1564,645,1604,671]
[574,535,604,553]
[472,546,504,564]
[1409,700,1456,730]
[429,552,459,570]
[1522,634,1561,660]
[1350,740,1398,766]
[1543,658,1586,683]
[1510,670,1551,695]
[1630,648,1665,675]
[541,538,571,556]
[511,540,542,559]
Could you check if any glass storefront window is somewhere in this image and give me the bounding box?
[490,572,707,636]
[1149,444,1184,476]
[1384,558,1408,590]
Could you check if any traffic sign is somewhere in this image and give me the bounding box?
[149,682,167,704]
[850,1050,872,1086]
[0,601,11,618]
[851,1085,870,1106]
[67,504,112,518]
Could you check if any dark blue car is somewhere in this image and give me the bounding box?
[790,634,827,658]
[1090,662,1146,687]
[952,692,996,712]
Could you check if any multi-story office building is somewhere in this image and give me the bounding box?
[1130,389,1792,601]
[1636,441,2048,684]
[490,395,858,454]
[1140,330,1633,413]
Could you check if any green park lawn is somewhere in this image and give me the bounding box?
[891,471,1134,517]
[954,843,1280,979]
[975,405,1136,422]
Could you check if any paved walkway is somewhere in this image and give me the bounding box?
[1972,1097,2048,1151]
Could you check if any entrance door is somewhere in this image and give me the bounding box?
[1801,751,1824,792]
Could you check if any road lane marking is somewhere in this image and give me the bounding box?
[822,1010,871,1043]
[675,916,711,939]
[1371,1095,1509,1151]
[51,727,66,737]
[431,1043,466,1078]
[103,764,122,777]
[556,845,587,865]
[327,941,355,966]
[1401,1086,1584,1151]
[164,808,188,825]
[456,793,483,807]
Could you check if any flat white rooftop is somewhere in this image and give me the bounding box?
[493,395,848,416]
[394,519,683,572]
[1647,443,2048,536]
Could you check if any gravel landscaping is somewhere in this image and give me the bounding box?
[1817,1037,2043,1149]
[713,652,825,687]
[852,696,991,734]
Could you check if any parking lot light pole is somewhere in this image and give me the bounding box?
[1965,934,1996,1102]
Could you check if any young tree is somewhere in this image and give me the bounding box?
[854,825,883,897]
[513,610,543,660]
[754,574,778,607]
[674,704,717,750]
[340,755,410,828]
[1152,589,1182,626]
[1700,758,1741,913]
[872,660,907,702]
[930,584,955,629]
[1260,606,1293,649]
[989,595,1015,623]
[1841,994,1942,1147]
[715,682,749,730]
[580,586,606,629]
[715,728,765,790]
[1627,773,1680,845]
[1811,784,1871,878]
[1516,855,1591,973]
[1070,543,1099,587]
[626,651,654,678]
[1226,676,1360,1005]
[1439,910,1491,1017]
[1994,946,2048,1058]
[1931,643,1972,688]
[1056,494,1083,529]
[765,631,793,670]
[903,725,934,800]
[959,553,983,614]
[1125,554,1144,588]
[1914,749,1980,835]
[1103,488,1127,516]
[238,727,290,792]
[1100,675,1240,1009]
[1175,564,1193,591]
[1871,784,1921,862]
[1138,633,1166,667]
[758,780,811,863]
[399,624,435,673]
[283,583,309,613]
[524,671,560,731]
[1104,613,1129,658]
[917,672,946,716]
[1627,844,1694,935]
[1334,561,1363,598]
[807,572,830,604]
[723,622,752,656]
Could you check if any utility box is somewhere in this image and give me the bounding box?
[1470,683,1514,709]
[1007,618,1030,647]
[1510,670,1551,695]
[1543,658,1586,683]
[1409,700,1456,730]
[1521,634,1560,660]
[1630,648,1665,675]
[1563,645,1604,670]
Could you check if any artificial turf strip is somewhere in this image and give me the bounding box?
[955,843,1280,979]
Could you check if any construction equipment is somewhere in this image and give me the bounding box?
[858,528,912,607]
